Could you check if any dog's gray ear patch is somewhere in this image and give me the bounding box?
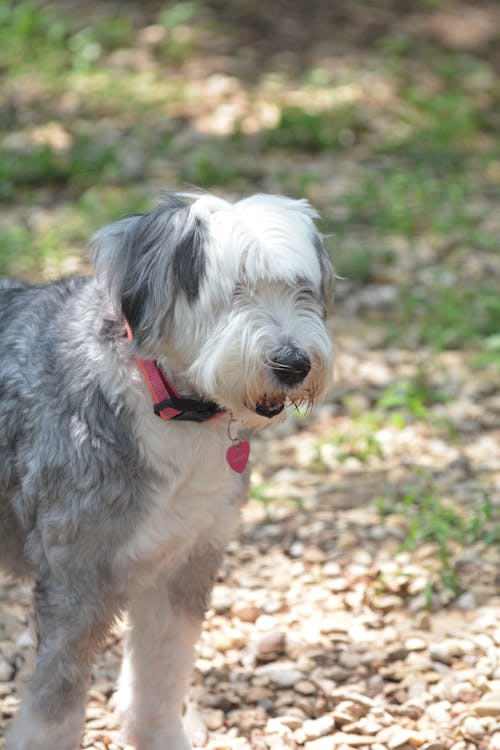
[313,233,334,311]
[171,217,207,303]
[93,196,208,353]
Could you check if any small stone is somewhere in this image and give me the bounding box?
[294,680,316,696]
[212,628,246,652]
[388,728,422,749]
[302,715,335,740]
[338,651,362,670]
[455,591,477,611]
[266,717,294,737]
[304,736,336,750]
[231,601,260,623]
[461,715,486,739]
[16,630,34,649]
[429,643,453,665]
[489,732,500,750]
[202,708,225,731]
[255,614,279,631]
[328,733,374,746]
[405,636,427,652]
[0,658,13,682]
[371,594,404,611]
[450,682,479,703]
[245,686,271,703]
[407,679,428,700]
[275,715,303,730]
[256,663,305,688]
[426,701,452,726]
[474,691,500,717]
[256,631,286,658]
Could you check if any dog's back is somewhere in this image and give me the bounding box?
[0,277,86,577]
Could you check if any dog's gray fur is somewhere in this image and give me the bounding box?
[0,191,333,750]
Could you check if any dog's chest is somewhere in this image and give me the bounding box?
[117,416,245,582]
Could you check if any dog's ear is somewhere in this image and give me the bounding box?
[92,194,207,354]
[312,232,335,313]
[293,199,335,313]
[284,198,335,314]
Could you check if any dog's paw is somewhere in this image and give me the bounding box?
[124,717,193,750]
[5,706,83,750]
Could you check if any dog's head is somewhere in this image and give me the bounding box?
[93,192,334,428]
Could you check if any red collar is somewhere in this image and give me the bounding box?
[125,322,225,423]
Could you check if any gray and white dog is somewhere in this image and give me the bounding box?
[0,191,334,750]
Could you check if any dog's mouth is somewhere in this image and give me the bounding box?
[254,397,286,419]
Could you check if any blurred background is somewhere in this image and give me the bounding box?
[0,1,499,747]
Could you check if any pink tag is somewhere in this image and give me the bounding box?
[226,440,250,473]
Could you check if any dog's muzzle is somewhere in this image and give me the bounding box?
[254,345,312,418]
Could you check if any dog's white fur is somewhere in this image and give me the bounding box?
[2,192,333,750]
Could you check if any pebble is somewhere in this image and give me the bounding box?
[15,630,34,649]
[0,659,13,682]
[429,643,454,665]
[461,715,486,739]
[294,680,316,695]
[426,701,452,726]
[338,651,362,670]
[255,614,279,632]
[450,682,479,703]
[275,715,304,730]
[455,591,477,611]
[231,601,261,623]
[256,631,286,658]
[304,736,336,750]
[405,636,427,652]
[255,663,305,688]
[474,691,500,717]
[203,709,225,731]
[302,715,335,739]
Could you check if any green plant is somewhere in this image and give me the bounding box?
[399,284,500,350]
[0,224,68,278]
[178,145,243,187]
[263,105,366,152]
[316,428,384,468]
[377,371,451,424]
[377,474,499,596]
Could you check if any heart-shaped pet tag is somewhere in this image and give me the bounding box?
[226,440,250,473]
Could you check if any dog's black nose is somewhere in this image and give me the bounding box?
[270,346,311,386]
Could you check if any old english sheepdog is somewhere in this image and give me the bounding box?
[0,191,334,750]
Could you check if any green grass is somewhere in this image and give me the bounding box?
[399,284,500,349]
[376,371,451,423]
[0,136,118,201]
[262,105,367,152]
[0,224,68,278]
[376,473,499,596]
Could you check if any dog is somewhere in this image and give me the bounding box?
[0,191,334,750]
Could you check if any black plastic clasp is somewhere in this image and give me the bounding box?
[154,396,224,422]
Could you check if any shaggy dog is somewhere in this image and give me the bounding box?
[0,191,334,750]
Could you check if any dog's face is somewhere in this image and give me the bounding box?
[93,192,334,429]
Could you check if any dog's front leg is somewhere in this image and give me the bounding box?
[118,546,223,750]
[6,576,121,750]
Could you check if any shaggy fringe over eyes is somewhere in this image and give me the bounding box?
[91,190,334,361]
[91,194,207,354]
